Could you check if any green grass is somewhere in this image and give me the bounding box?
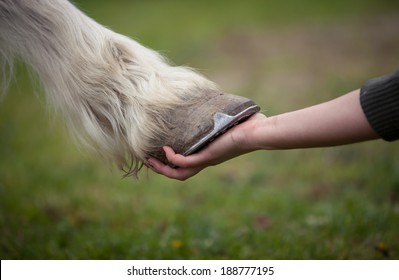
[1,0,399,259]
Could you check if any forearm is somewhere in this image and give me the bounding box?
[255,89,379,150]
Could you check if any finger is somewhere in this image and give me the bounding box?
[146,158,201,181]
[163,146,209,168]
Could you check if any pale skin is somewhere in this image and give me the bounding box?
[147,89,380,180]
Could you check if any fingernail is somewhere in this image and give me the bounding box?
[162,147,166,155]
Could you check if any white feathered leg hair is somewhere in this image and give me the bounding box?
[0,0,218,176]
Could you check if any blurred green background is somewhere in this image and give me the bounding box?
[1,0,399,259]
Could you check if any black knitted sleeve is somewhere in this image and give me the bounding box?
[360,70,399,141]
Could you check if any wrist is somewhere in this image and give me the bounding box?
[231,113,270,151]
[253,115,280,150]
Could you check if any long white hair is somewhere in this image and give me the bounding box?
[0,0,217,176]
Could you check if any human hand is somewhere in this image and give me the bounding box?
[146,113,267,180]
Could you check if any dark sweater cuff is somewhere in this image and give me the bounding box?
[360,70,399,141]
